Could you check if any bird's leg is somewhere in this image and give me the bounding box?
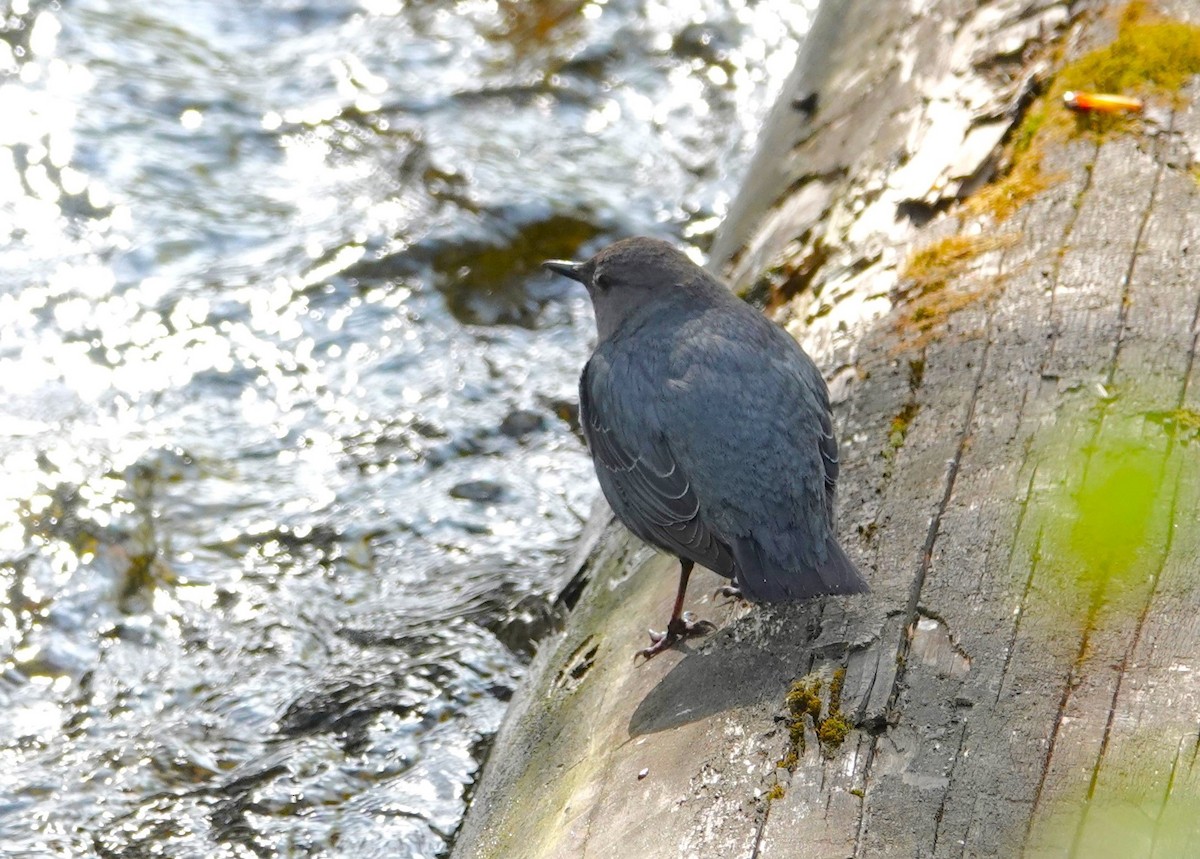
[639,559,715,659]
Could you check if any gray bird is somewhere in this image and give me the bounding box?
[545,237,867,658]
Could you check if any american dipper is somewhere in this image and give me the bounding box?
[544,237,868,658]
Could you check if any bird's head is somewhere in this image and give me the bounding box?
[544,237,700,341]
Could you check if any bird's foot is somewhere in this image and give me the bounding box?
[637,612,716,660]
[715,584,744,602]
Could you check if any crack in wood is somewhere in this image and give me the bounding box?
[851,734,881,858]
[1183,259,1200,407]
[1104,112,1175,386]
[1040,142,1099,376]
[928,720,972,855]
[997,521,1043,701]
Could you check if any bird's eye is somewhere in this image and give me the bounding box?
[594,272,612,290]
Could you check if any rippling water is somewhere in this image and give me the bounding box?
[0,0,813,855]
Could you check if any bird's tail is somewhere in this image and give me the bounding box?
[732,536,869,603]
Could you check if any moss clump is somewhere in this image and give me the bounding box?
[765,783,786,801]
[1060,2,1200,103]
[785,677,824,722]
[888,401,921,452]
[816,713,852,748]
[817,668,851,752]
[829,666,846,709]
[778,676,822,766]
[779,669,853,766]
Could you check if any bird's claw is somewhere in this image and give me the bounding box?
[637,612,715,660]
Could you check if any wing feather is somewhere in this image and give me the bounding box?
[580,357,733,576]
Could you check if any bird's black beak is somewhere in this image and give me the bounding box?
[542,259,588,284]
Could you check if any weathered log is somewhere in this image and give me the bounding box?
[454,0,1200,856]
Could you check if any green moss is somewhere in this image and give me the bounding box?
[779,669,853,766]
[786,676,824,721]
[889,401,921,451]
[829,667,846,710]
[1059,4,1200,101]
[817,668,851,752]
[779,676,822,766]
[850,787,865,799]
[816,713,852,748]
[765,783,786,801]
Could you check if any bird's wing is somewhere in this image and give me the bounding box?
[580,355,734,576]
[814,378,840,520]
[659,313,866,601]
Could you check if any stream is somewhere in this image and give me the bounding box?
[0,0,813,855]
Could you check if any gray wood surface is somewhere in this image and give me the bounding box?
[453,1,1200,856]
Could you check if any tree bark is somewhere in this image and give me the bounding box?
[453,0,1200,856]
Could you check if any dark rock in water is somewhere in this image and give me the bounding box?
[476,593,561,659]
[540,395,581,437]
[341,209,603,327]
[449,480,507,502]
[499,409,545,439]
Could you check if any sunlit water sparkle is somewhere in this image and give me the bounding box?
[0,0,814,854]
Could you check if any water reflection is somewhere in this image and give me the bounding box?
[0,0,813,854]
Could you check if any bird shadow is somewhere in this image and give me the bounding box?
[627,601,829,736]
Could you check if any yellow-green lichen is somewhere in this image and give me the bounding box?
[765,783,786,801]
